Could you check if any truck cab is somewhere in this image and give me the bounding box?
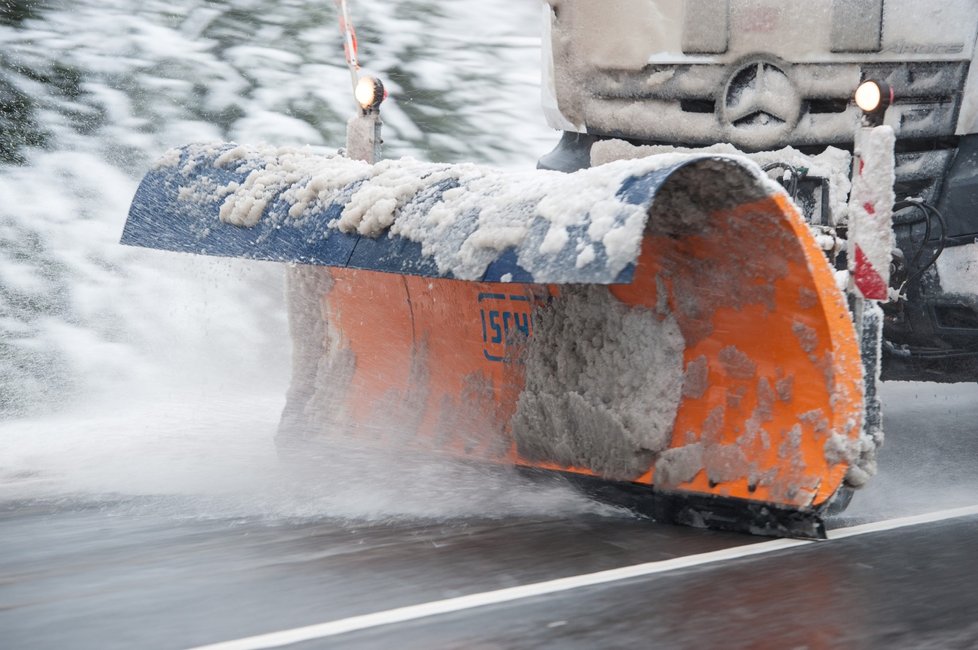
[539,0,978,382]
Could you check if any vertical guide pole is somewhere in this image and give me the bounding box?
[335,0,360,97]
[346,111,382,164]
[335,0,382,164]
[847,125,896,302]
[844,123,895,484]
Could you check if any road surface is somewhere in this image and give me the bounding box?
[2,382,977,649]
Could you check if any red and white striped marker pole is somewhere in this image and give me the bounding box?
[846,124,895,448]
[847,125,896,302]
[335,0,361,97]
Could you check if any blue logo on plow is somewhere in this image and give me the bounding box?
[479,293,531,362]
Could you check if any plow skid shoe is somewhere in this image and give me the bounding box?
[124,144,866,537]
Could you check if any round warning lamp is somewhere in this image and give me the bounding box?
[355,76,386,112]
[855,80,892,114]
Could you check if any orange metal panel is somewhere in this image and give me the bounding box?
[323,193,863,511]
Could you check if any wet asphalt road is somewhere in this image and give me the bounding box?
[2,381,977,650]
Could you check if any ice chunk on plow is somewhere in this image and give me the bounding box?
[123,144,864,538]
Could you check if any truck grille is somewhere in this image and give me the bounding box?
[581,60,969,154]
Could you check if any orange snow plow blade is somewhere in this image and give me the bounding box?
[124,145,865,537]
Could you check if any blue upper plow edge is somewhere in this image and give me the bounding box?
[120,147,714,285]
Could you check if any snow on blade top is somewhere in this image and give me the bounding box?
[142,142,783,284]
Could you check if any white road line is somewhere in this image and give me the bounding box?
[828,504,978,540]
[190,504,978,650]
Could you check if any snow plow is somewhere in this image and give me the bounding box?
[121,0,978,537]
[124,142,867,538]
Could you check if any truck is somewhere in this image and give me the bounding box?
[121,0,978,537]
[538,0,978,384]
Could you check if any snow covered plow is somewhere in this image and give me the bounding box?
[123,143,869,537]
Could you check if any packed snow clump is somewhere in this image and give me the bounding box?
[592,139,853,225]
[936,241,978,298]
[512,286,685,480]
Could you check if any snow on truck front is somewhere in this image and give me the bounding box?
[540,0,978,382]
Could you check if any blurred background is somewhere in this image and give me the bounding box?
[0,0,553,420]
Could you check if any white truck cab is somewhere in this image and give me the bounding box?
[539,0,978,382]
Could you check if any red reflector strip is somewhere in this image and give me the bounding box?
[854,245,888,300]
